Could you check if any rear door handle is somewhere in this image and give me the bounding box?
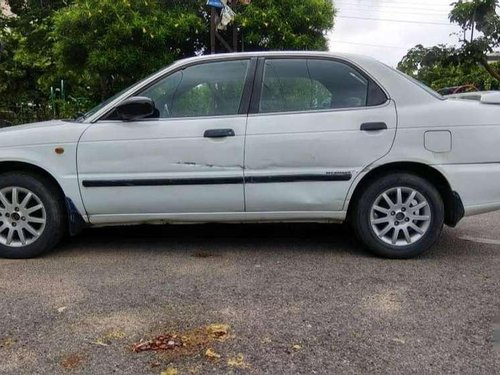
[360,122,387,131]
[204,128,235,138]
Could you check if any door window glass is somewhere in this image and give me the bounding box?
[140,60,250,118]
[259,59,371,113]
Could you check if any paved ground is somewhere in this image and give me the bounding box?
[0,212,499,375]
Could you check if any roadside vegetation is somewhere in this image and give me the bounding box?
[399,0,500,92]
[0,0,334,123]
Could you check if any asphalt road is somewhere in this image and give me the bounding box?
[1,212,499,375]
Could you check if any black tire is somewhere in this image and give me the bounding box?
[0,172,66,259]
[352,173,444,259]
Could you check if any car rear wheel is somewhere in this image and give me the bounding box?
[0,172,66,259]
[352,173,444,258]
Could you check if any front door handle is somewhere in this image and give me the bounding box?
[360,122,387,131]
[204,128,235,138]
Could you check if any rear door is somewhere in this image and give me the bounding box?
[244,57,397,212]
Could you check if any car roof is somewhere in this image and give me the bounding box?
[175,51,378,65]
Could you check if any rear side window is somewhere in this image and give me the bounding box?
[258,58,386,113]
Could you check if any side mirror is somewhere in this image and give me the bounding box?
[480,92,500,105]
[115,97,156,121]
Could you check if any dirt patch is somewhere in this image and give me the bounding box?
[0,347,38,374]
[60,352,86,371]
[363,289,404,314]
[71,310,148,340]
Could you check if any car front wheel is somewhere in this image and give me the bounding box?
[0,172,66,259]
[352,173,444,259]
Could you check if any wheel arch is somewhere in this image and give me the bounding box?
[0,161,65,198]
[0,161,87,235]
[346,161,464,227]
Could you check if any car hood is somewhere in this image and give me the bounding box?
[0,120,90,148]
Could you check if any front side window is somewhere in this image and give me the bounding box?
[259,59,373,113]
[139,59,250,118]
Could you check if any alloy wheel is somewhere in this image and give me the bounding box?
[0,186,46,247]
[370,186,431,246]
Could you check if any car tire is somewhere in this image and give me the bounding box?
[0,172,66,259]
[352,173,444,259]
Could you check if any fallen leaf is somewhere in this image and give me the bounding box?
[227,353,250,369]
[92,330,126,346]
[0,337,16,348]
[103,330,126,340]
[133,335,183,352]
[206,324,230,341]
[292,344,302,351]
[161,368,178,375]
[93,339,109,347]
[188,365,202,374]
[205,347,221,360]
[261,337,272,344]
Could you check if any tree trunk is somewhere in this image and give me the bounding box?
[480,58,500,82]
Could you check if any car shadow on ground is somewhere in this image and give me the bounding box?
[49,222,472,260]
[52,222,376,258]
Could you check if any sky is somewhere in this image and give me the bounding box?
[328,0,463,67]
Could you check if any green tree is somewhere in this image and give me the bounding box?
[1,0,335,118]
[50,0,204,101]
[238,0,335,51]
[0,1,70,106]
[449,0,500,80]
[398,44,500,91]
[399,1,500,89]
[50,0,335,102]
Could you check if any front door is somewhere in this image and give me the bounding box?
[78,59,253,223]
[244,57,397,213]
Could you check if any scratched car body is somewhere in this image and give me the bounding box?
[1,51,499,259]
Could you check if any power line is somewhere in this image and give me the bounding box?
[337,9,450,19]
[338,12,450,24]
[330,40,410,50]
[336,15,454,26]
[336,4,450,16]
[335,0,452,9]
[335,1,452,12]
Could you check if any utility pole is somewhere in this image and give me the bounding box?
[210,7,217,54]
[471,8,476,43]
[209,1,242,54]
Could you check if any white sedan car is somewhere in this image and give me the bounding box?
[1,51,499,259]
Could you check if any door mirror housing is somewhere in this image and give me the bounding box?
[480,92,500,105]
[115,97,156,121]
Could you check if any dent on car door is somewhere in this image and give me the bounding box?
[244,57,397,212]
[77,59,255,221]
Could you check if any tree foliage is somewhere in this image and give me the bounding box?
[0,1,69,106]
[0,0,335,116]
[51,0,205,100]
[398,45,500,91]
[449,0,500,80]
[238,0,334,51]
[399,0,500,87]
